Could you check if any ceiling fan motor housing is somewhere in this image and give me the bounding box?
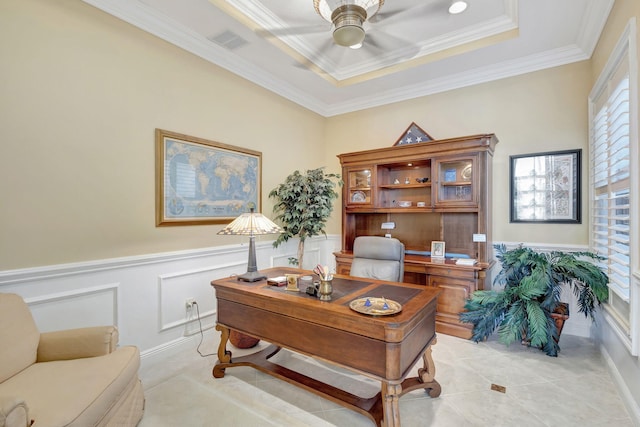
[331,4,367,47]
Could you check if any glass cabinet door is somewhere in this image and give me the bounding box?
[346,168,373,205]
[435,157,476,205]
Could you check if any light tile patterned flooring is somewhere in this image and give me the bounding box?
[138,332,633,426]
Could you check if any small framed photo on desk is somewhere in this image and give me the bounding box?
[431,241,445,259]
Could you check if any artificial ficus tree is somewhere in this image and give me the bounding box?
[269,167,342,268]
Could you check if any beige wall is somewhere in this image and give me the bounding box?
[326,61,592,245]
[591,0,640,83]
[0,0,600,270]
[0,0,325,269]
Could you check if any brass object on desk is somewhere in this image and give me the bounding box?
[349,297,402,316]
[317,279,333,301]
[285,274,300,292]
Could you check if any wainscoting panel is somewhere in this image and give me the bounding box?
[0,235,342,355]
[157,262,244,333]
[26,284,119,333]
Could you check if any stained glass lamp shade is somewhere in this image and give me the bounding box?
[218,208,283,282]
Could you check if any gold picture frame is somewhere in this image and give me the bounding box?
[155,129,262,226]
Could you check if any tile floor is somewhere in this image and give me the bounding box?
[138,332,633,426]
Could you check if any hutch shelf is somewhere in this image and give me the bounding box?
[336,134,498,339]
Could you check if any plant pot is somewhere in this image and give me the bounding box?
[522,302,570,347]
[229,330,260,349]
[550,302,570,343]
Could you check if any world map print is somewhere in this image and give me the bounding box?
[163,138,259,219]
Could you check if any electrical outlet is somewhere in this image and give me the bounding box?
[185,298,195,310]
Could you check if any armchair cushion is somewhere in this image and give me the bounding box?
[37,326,119,362]
[350,259,402,282]
[0,396,29,427]
[0,346,141,427]
[0,294,39,383]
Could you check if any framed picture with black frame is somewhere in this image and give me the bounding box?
[510,149,581,224]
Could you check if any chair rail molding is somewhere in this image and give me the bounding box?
[0,234,341,355]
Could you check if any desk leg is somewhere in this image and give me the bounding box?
[382,382,402,427]
[400,337,441,398]
[213,325,232,378]
[418,338,441,397]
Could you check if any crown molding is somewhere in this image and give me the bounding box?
[82,0,606,118]
[575,0,615,57]
[323,44,590,116]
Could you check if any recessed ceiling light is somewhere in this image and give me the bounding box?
[449,1,468,14]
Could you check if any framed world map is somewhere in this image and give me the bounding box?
[155,129,262,226]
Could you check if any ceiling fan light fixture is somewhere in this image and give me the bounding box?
[448,1,468,14]
[330,4,367,47]
[334,25,365,47]
[313,0,384,47]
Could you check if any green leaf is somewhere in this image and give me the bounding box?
[269,167,342,267]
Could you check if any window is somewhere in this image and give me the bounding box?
[588,19,638,355]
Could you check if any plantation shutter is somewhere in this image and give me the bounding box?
[589,20,637,350]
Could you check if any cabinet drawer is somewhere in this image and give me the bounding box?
[336,263,351,276]
[423,266,477,280]
[428,276,476,316]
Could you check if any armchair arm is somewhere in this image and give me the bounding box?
[36,326,119,362]
[0,395,30,427]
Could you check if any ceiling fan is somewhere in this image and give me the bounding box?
[312,0,468,49]
[253,1,469,52]
[312,0,385,48]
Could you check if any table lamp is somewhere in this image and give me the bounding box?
[218,207,283,282]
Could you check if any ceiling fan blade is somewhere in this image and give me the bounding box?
[364,32,385,50]
[295,37,335,71]
[365,31,405,51]
[368,9,406,24]
[255,24,329,39]
[364,31,420,61]
[369,1,447,24]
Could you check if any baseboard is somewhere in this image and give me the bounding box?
[600,343,640,424]
[140,335,197,361]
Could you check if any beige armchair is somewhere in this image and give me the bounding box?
[0,293,144,427]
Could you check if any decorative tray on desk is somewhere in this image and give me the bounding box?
[349,297,402,316]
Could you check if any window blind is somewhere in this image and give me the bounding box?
[588,20,637,352]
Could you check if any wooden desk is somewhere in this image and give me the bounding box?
[211,267,441,427]
[335,251,491,339]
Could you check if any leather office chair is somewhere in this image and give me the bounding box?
[350,236,405,282]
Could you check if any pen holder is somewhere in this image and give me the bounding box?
[318,279,333,301]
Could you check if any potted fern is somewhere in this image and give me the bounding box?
[459,244,609,356]
[269,167,342,268]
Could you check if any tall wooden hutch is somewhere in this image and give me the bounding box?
[335,134,498,338]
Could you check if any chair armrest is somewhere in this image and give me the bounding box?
[0,395,30,427]
[36,326,119,362]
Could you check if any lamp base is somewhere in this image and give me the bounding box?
[237,270,267,282]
